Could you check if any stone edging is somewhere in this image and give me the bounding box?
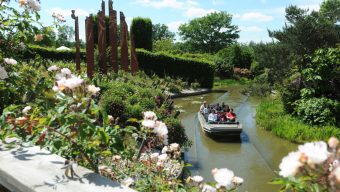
[0,146,135,192]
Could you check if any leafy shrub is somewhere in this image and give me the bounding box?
[215,60,234,78]
[164,117,191,150]
[295,97,339,126]
[280,73,302,114]
[136,49,215,88]
[131,17,153,51]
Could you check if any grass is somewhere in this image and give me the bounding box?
[212,77,251,91]
[256,97,340,143]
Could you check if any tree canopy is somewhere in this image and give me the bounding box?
[269,3,340,69]
[152,23,175,41]
[179,11,239,53]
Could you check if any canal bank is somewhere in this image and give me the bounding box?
[174,89,297,191]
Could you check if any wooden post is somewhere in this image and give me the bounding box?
[85,15,94,79]
[130,32,139,74]
[109,0,118,72]
[120,12,129,71]
[71,10,81,72]
[98,11,107,74]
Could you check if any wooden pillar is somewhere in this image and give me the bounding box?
[109,0,118,72]
[98,11,107,74]
[85,15,94,79]
[120,12,129,71]
[130,32,139,74]
[72,10,81,72]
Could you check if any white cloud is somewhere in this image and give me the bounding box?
[298,4,320,11]
[187,0,199,6]
[49,8,89,18]
[134,0,184,9]
[236,12,273,22]
[167,21,184,32]
[184,7,217,18]
[239,26,264,32]
[212,0,224,6]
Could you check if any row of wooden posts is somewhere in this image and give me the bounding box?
[71,0,139,79]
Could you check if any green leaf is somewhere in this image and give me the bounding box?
[98,128,109,144]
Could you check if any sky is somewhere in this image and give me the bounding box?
[11,0,324,43]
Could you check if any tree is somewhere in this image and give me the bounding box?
[269,5,340,70]
[56,25,74,47]
[319,0,340,22]
[178,12,239,53]
[152,23,175,41]
[35,27,56,47]
[131,17,153,51]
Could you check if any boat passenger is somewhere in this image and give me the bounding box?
[226,108,236,122]
[214,103,221,111]
[221,102,225,109]
[200,101,207,113]
[208,110,218,124]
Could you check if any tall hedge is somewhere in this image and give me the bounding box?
[131,17,153,51]
[136,49,215,88]
[22,45,86,61]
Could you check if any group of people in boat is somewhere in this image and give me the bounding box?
[199,101,237,124]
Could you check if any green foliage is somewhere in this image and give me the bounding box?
[280,73,302,114]
[246,69,271,96]
[319,0,340,25]
[33,26,57,47]
[179,12,239,53]
[153,39,178,53]
[131,17,153,51]
[136,49,215,88]
[0,1,42,57]
[295,97,339,126]
[164,117,191,150]
[256,98,340,143]
[97,71,191,147]
[152,23,175,41]
[269,4,340,68]
[55,25,75,47]
[250,42,293,84]
[214,60,234,78]
[0,59,53,115]
[215,44,255,78]
[302,47,340,100]
[22,45,86,61]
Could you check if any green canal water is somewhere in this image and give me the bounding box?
[174,90,297,192]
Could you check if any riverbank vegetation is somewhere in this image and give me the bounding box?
[256,97,340,143]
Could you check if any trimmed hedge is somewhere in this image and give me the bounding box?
[22,45,86,61]
[20,45,215,88]
[131,17,153,51]
[136,49,215,88]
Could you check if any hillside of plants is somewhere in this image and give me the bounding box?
[0,0,340,191]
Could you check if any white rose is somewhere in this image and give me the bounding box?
[212,168,234,189]
[298,141,330,166]
[87,85,100,95]
[48,65,58,72]
[191,175,204,183]
[142,119,156,128]
[279,151,303,177]
[4,58,17,65]
[22,106,32,114]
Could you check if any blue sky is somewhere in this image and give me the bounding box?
[13,0,324,43]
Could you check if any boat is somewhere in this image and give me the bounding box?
[197,112,242,136]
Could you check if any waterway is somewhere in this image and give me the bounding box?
[174,89,297,191]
